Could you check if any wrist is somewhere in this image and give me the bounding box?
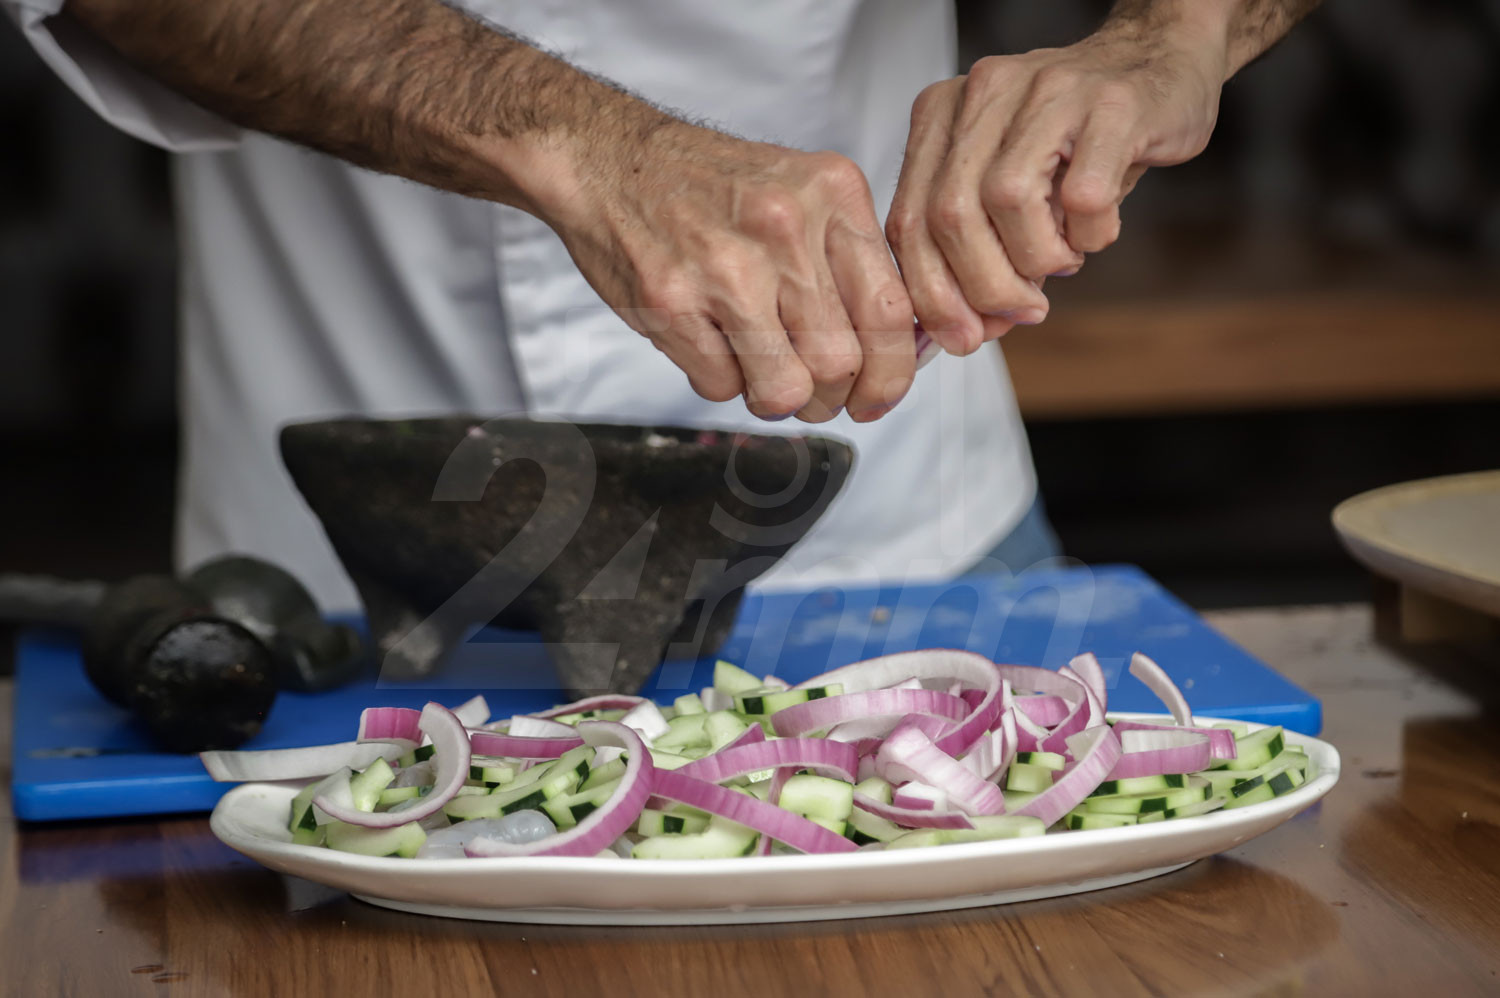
[1099,0,1235,84]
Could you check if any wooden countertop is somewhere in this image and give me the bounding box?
[4,605,1499,996]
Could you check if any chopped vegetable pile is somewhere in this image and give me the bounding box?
[200,650,1315,859]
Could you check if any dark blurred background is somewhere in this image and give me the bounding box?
[2,0,1498,671]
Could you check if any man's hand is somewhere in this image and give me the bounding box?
[534,120,916,423]
[64,0,915,423]
[887,0,1319,356]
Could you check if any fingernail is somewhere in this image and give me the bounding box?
[830,406,844,419]
[854,402,896,421]
[1049,266,1081,278]
[1004,308,1047,326]
[758,411,793,422]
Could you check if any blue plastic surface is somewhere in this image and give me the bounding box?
[10,564,1319,821]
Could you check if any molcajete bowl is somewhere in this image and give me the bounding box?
[280,418,854,696]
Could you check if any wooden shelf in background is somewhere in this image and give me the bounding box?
[1001,293,1500,419]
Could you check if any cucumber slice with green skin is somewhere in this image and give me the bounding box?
[705,711,752,751]
[1228,763,1305,800]
[541,779,622,829]
[1202,753,1309,793]
[887,815,1047,848]
[713,661,764,697]
[778,775,855,822]
[581,758,627,790]
[1216,726,1286,771]
[412,744,436,763]
[549,709,627,726]
[1064,811,1138,831]
[846,807,904,845]
[444,794,506,821]
[397,750,417,768]
[632,816,759,859]
[854,777,894,805]
[742,779,772,801]
[1088,773,1187,798]
[378,786,423,807]
[654,714,711,753]
[673,693,706,716]
[648,750,697,771]
[1083,776,1211,815]
[288,778,330,833]
[349,758,396,812]
[468,757,519,786]
[1212,722,1251,737]
[735,684,843,716]
[1164,796,1228,819]
[1005,762,1055,793]
[326,820,426,858]
[636,809,711,837]
[533,746,592,796]
[810,818,849,837]
[1014,751,1066,771]
[290,823,326,847]
[1223,782,1277,809]
[452,785,490,798]
[1003,790,1039,810]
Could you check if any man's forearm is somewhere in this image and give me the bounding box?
[1104,0,1322,79]
[64,0,667,220]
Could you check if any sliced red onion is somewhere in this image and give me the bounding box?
[667,738,857,788]
[201,740,409,783]
[594,745,626,767]
[857,755,879,782]
[467,729,582,759]
[314,702,469,829]
[958,726,1008,781]
[356,706,422,745]
[771,688,968,738]
[466,721,654,858]
[1111,719,1237,760]
[724,723,767,752]
[620,701,671,743]
[1013,706,1050,754]
[1040,670,1100,755]
[531,695,646,719]
[1067,653,1107,711]
[892,783,945,811]
[754,766,794,856]
[452,695,492,728]
[1014,694,1069,727]
[1109,729,1212,778]
[508,715,580,739]
[876,727,1006,816]
[1129,652,1192,726]
[1010,725,1122,826]
[649,769,858,854]
[853,793,974,830]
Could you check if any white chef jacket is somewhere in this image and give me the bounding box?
[8,0,1038,611]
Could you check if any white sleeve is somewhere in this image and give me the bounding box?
[5,0,241,151]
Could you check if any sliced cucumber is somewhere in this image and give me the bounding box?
[736,684,843,716]
[468,757,519,786]
[349,758,396,812]
[705,710,752,751]
[1165,795,1228,819]
[1088,773,1187,798]
[673,693,706,716]
[632,816,759,859]
[411,744,436,763]
[1083,776,1211,815]
[581,758,627,790]
[325,820,426,858]
[713,660,764,697]
[541,779,622,829]
[648,750,697,771]
[1064,811,1137,831]
[854,776,894,805]
[377,785,424,807]
[846,807,903,845]
[887,815,1046,848]
[1014,750,1066,771]
[1217,726,1286,771]
[444,794,505,822]
[1005,762,1055,793]
[778,774,855,822]
[636,808,710,837]
[654,713,711,753]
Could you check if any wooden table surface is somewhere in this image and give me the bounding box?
[4,604,1499,997]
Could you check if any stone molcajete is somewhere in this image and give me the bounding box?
[280,418,853,697]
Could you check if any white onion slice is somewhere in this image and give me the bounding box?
[876,727,1006,816]
[1129,652,1192,726]
[200,740,409,783]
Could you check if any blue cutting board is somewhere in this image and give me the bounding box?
[9,564,1318,821]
